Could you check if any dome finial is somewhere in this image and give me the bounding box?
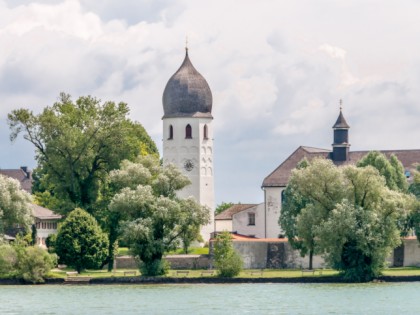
[339,99,343,111]
[185,35,189,55]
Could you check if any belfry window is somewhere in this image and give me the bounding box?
[186,124,192,139]
[203,124,208,140]
[168,125,173,140]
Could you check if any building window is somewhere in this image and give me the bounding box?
[168,125,173,140]
[203,124,208,140]
[186,124,192,139]
[36,222,40,229]
[248,213,255,226]
[281,190,286,205]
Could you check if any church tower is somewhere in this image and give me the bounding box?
[332,104,350,162]
[162,48,214,241]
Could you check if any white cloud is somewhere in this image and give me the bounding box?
[0,0,420,204]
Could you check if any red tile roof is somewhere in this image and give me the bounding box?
[215,204,257,220]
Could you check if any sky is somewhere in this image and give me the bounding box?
[0,0,419,205]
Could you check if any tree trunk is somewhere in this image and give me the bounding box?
[309,249,313,270]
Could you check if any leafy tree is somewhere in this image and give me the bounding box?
[109,156,210,276]
[281,158,414,282]
[55,208,109,273]
[213,231,243,277]
[8,93,158,270]
[409,165,420,199]
[8,92,158,214]
[215,202,234,215]
[357,151,408,192]
[0,175,33,235]
[280,158,341,269]
[17,246,57,283]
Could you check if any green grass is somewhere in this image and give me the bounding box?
[382,267,420,276]
[167,247,210,255]
[48,267,420,279]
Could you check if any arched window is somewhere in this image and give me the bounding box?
[186,124,192,139]
[168,125,173,140]
[203,124,208,140]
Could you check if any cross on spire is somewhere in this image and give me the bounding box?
[185,36,189,53]
[339,99,343,111]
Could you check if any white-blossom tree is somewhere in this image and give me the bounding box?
[109,156,210,276]
[0,175,32,236]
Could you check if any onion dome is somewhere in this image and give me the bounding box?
[162,49,212,118]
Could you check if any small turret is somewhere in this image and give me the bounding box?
[332,100,350,162]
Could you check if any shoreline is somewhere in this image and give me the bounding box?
[2,275,420,285]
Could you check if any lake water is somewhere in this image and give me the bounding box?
[0,282,419,314]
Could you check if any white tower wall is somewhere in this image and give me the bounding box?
[163,117,214,241]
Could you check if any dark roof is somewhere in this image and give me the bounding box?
[262,147,420,187]
[162,49,213,119]
[32,204,62,220]
[0,167,32,193]
[215,204,257,220]
[333,109,350,129]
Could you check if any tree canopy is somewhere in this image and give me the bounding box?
[280,158,415,281]
[109,156,210,276]
[357,151,408,192]
[8,93,158,214]
[0,175,32,235]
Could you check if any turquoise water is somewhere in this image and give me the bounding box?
[0,283,419,314]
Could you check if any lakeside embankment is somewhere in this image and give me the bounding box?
[2,275,420,285]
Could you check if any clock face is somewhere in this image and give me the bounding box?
[184,159,194,171]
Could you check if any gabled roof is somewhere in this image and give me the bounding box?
[215,204,257,220]
[32,204,62,220]
[0,168,32,193]
[262,147,420,188]
[262,146,330,187]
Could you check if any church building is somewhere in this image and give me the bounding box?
[162,48,215,241]
[216,107,420,239]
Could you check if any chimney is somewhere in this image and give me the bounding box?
[20,166,30,179]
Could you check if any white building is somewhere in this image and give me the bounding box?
[162,48,215,241]
[216,109,420,239]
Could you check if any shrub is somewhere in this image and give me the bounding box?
[0,245,18,277]
[213,232,243,278]
[139,259,169,277]
[55,208,108,272]
[17,247,57,283]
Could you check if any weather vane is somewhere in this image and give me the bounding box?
[339,99,343,111]
[185,36,189,52]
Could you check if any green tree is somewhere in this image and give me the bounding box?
[409,165,420,199]
[215,202,234,215]
[8,93,158,270]
[281,158,414,282]
[55,208,108,273]
[109,156,210,276]
[213,231,243,277]
[0,175,33,235]
[357,151,408,192]
[8,92,158,214]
